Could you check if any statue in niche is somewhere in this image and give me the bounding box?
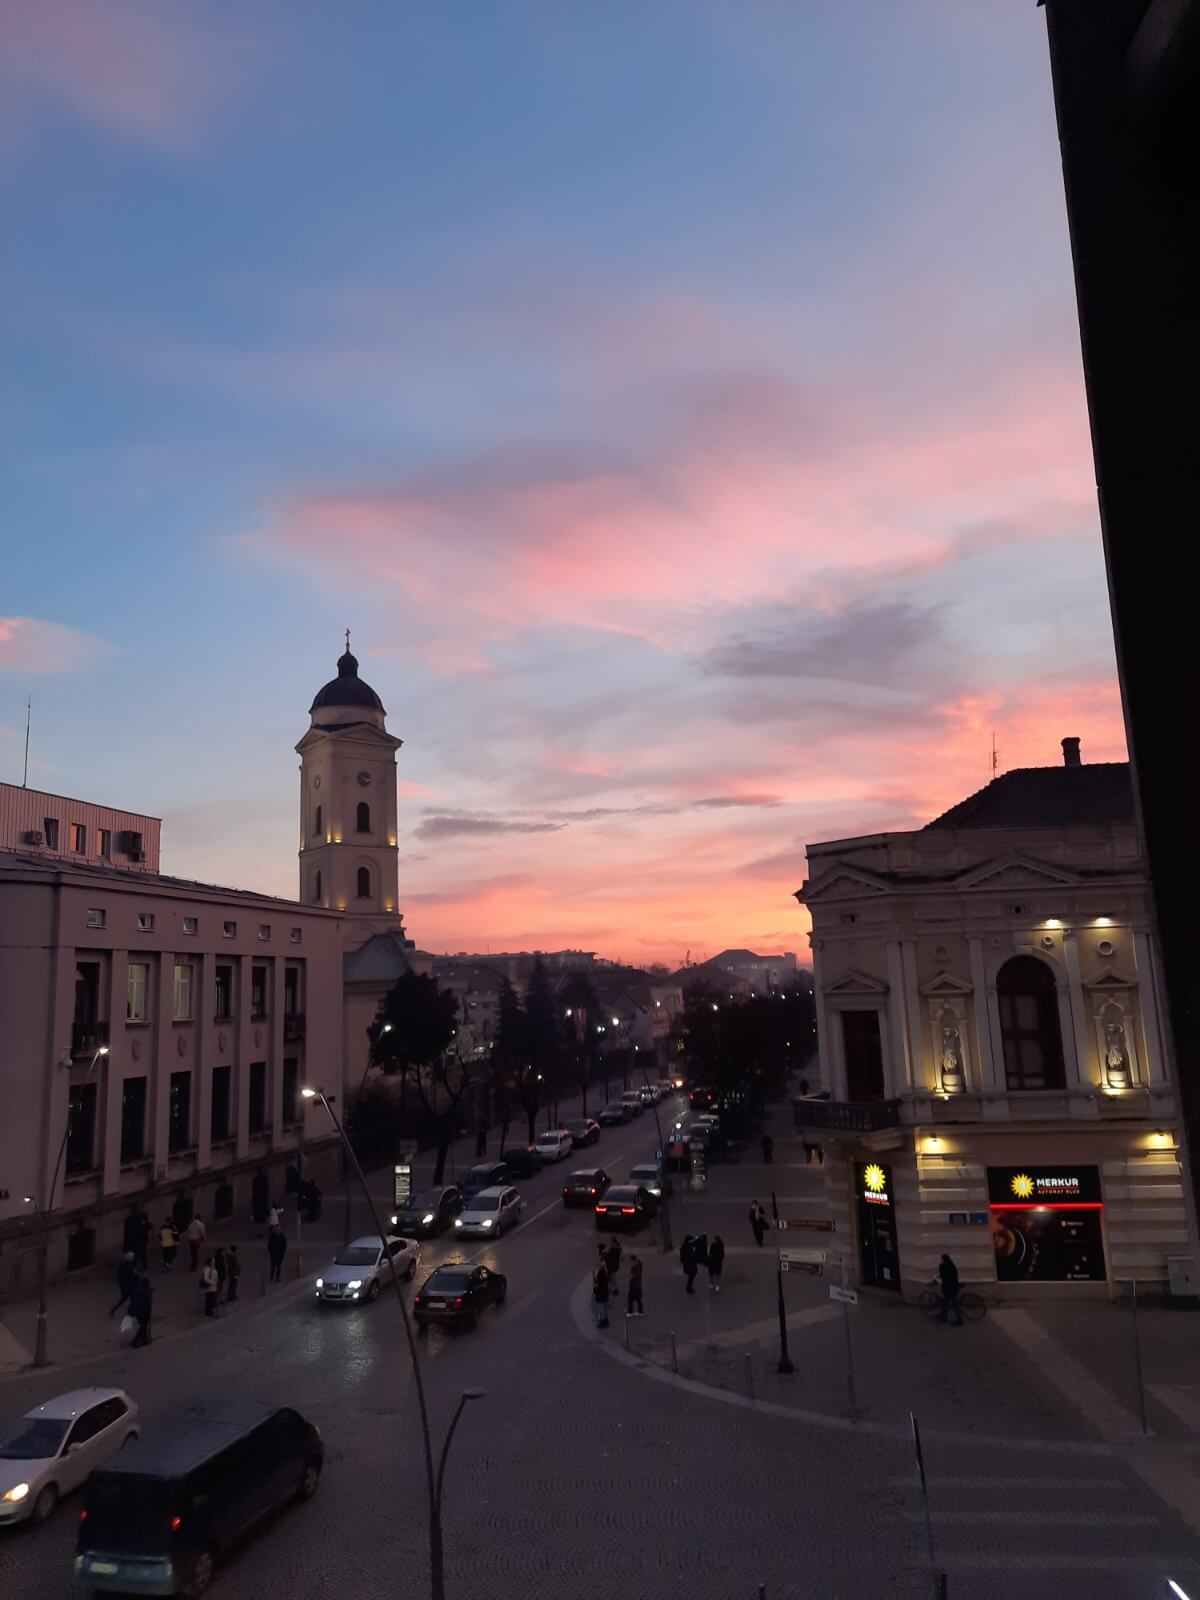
[1104,1016,1131,1089]
[939,1014,965,1093]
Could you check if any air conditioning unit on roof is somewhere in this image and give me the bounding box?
[24,829,44,846]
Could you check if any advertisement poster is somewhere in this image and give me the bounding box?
[988,1166,1106,1283]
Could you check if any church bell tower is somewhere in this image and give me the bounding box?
[296,634,406,948]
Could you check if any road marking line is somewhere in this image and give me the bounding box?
[504,1289,543,1321]
[886,1475,1125,1490]
[990,1307,1147,1440]
[890,1509,1159,1527]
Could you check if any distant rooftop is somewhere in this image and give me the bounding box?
[0,848,332,912]
[924,762,1133,832]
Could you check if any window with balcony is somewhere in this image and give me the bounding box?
[249,1061,267,1135]
[251,965,267,1020]
[66,1082,99,1175]
[71,822,87,854]
[997,955,1066,1091]
[74,961,100,1026]
[842,1010,885,1103]
[120,1076,147,1162]
[214,964,233,1021]
[172,960,193,1021]
[210,1065,232,1144]
[284,967,299,1017]
[127,961,149,1023]
[282,1058,300,1126]
[168,1071,191,1152]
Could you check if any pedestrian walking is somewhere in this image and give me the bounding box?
[213,1246,228,1298]
[109,1251,137,1317]
[707,1234,726,1292]
[267,1204,281,1230]
[200,1256,220,1318]
[604,1238,622,1291]
[129,1274,153,1347]
[592,1260,610,1328]
[158,1218,179,1270]
[226,1244,242,1303]
[627,1254,644,1317]
[761,1132,774,1165]
[186,1214,207,1272]
[267,1226,287,1283]
[749,1202,769,1247]
[937,1252,963,1326]
[680,1235,699,1294]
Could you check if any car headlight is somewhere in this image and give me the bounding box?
[2,1483,30,1503]
[422,1213,435,1226]
[347,1280,362,1291]
[481,1219,493,1228]
[389,1215,399,1226]
[454,1218,464,1228]
[315,1278,324,1289]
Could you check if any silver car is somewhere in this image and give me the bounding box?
[454,1186,523,1237]
[0,1388,139,1526]
[315,1234,420,1304]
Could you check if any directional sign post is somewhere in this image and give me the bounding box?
[828,1284,858,1305]
[777,1218,836,1232]
[780,1247,826,1266]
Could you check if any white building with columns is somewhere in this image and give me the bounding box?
[795,738,1188,1300]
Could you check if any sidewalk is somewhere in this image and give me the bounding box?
[605,1099,1200,1449]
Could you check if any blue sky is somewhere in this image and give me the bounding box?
[0,2,1123,961]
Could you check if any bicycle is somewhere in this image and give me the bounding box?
[917,1281,987,1321]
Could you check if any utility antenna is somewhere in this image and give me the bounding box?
[991,732,998,779]
[22,696,31,787]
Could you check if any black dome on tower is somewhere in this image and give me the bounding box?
[310,638,385,714]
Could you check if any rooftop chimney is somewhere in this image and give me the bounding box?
[1062,736,1081,767]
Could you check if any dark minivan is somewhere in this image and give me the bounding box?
[76,1402,322,1597]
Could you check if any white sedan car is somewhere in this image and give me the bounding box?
[315,1234,420,1304]
[0,1388,139,1526]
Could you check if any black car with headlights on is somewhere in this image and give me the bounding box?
[562,1168,610,1208]
[459,1162,511,1201]
[594,1184,658,1231]
[390,1186,462,1237]
[413,1264,507,1330]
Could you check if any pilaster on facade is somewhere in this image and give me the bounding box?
[884,940,912,1097]
[966,938,997,1091]
[1132,929,1168,1085]
[899,940,924,1093]
[809,938,831,1091]
[1061,929,1094,1089]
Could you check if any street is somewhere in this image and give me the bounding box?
[2,1100,1198,1600]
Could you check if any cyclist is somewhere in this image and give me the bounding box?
[938,1253,963,1326]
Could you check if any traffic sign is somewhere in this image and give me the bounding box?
[777,1218,836,1232]
[780,1246,826,1265]
[781,1260,823,1275]
[829,1284,858,1306]
[392,1163,413,1206]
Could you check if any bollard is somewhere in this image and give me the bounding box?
[745,1353,755,1400]
[670,1330,678,1373]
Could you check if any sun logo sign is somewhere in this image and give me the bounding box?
[863,1164,887,1194]
[1011,1172,1035,1200]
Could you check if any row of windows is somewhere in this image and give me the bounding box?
[76,958,301,1026]
[40,819,143,858]
[312,802,373,838]
[66,1059,303,1173]
[85,908,303,943]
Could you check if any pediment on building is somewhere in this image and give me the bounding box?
[801,866,892,903]
[824,968,889,996]
[956,856,1079,891]
[920,971,975,997]
[296,723,403,755]
[1086,969,1137,991]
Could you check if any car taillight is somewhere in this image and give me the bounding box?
[413,1295,422,1306]
[170,1516,182,1533]
[563,1187,569,1195]
[588,1187,596,1194]
[621,1207,636,1215]
[595,1204,605,1213]
[453,1296,464,1306]
[79,1510,88,1524]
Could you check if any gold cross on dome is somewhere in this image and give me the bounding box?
[345,628,351,652]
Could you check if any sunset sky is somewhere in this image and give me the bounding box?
[1,2,1126,965]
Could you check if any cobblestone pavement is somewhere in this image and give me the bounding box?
[1,1096,1198,1599]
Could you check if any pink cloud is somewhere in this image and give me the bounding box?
[0,617,114,673]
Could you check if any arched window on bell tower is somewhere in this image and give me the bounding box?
[356,866,371,900]
[314,804,322,839]
[314,869,322,904]
[356,801,370,834]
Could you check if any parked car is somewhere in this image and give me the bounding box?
[0,1389,139,1527]
[627,1162,664,1198]
[390,1186,462,1236]
[636,1085,657,1107]
[562,1168,610,1208]
[459,1162,511,1200]
[534,1129,573,1163]
[594,1184,658,1231]
[413,1263,507,1329]
[497,1145,542,1178]
[76,1402,322,1597]
[689,1084,717,1110]
[315,1234,419,1304]
[454,1186,523,1237]
[597,1103,631,1127]
[619,1091,644,1117]
[564,1118,600,1148]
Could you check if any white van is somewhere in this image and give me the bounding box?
[535,1129,573,1163]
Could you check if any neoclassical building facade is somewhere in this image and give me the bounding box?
[795,739,1188,1299]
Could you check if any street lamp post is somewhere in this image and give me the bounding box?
[302,1087,484,1600]
[27,1044,109,1368]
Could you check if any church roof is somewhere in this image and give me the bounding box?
[343,930,415,984]
[923,762,1134,831]
[310,642,385,715]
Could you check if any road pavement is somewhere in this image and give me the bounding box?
[1,1093,1198,1599]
